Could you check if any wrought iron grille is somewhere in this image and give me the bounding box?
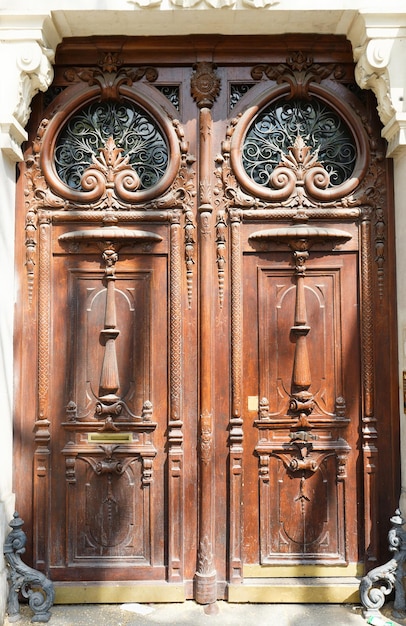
[242,98,356,187]
[230,84,254,110]
[55,100,169,190]
[156,86,180,111]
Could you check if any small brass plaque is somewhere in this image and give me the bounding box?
[88,432,133,443]
[248,396,259,411]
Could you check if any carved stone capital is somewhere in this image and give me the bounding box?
[353,40,395,127]
[14,41,54,125]
[0,15,60,160]
[348,13,406,156]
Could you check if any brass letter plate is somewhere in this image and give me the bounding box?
[88,432,133,443]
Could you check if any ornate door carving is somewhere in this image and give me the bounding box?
[14,36,399,603]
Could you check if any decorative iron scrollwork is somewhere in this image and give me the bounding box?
[156,85,181,111]
[230,83,254,109]
[360,509,406,621]
[55,102,169,192]
[4,512,55,623]
[242,101,356,189]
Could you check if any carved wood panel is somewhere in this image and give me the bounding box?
[48,247,167,581]
[241,250,359,565]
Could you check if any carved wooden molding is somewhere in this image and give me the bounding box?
[215,210,226,308]
[64,61,158,99]
[39,90,182,205]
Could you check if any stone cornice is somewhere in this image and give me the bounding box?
[1,7,406,159]
[0,13,61,51]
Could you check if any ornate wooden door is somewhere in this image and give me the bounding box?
[14,36,399,603]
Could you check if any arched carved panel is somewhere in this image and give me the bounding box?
[257,264,345,420]
[67,268,154,421]
[62,441,158,567]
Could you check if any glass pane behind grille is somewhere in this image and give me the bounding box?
[55,100,169,190]
[242,98,356,187]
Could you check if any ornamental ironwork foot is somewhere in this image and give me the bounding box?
[360,509,406,621]
[4,512,54,623]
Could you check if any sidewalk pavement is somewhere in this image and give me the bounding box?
[3,602,405,626]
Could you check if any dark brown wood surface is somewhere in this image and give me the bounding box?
[13,35,399,600]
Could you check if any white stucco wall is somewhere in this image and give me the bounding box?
[0,1,405,620]
[394,150,406,515]
[0,152,16,620]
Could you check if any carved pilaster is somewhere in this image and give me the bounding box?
[168,209,184,582]
[34,211,52,570]
[192,61,219,605]
[229,210,244,583]
[360,213,379,568]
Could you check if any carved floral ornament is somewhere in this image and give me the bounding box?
[23,86,196,216]
[128,0,279,7]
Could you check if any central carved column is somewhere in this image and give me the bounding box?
[99,246,120,402]
[290,248,314,424]
[191,61,220,607]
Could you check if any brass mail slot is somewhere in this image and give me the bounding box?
[88,432,133,443]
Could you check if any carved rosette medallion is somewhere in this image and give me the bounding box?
[191,62,221,109]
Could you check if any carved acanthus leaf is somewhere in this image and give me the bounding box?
[64,62,158,99]
[13,41,54,129]
[354,40,396,127]
[251,52,344,98]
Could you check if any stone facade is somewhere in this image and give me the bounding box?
[1,1,406,620]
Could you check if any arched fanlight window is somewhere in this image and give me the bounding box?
[242,98,356,188]
[55,100,169,191]
[230,88,369,203]
[39,85,181,205]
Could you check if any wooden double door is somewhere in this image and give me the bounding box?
[14,35,399,603]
